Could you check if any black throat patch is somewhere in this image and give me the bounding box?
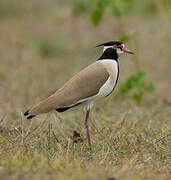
[98,48,118,61]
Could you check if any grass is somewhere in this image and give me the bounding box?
[0,1,171,180]
[0,100,170,180]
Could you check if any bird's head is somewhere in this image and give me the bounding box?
[96,41,134,55]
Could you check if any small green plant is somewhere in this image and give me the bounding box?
[31,36,70,58]
[91,0,133,26]
[35,39,57,58]
[163,0,171,17]
[90,0,166,26]
[0,65,6,79]
[117,71,155,103]
[91,0,108,26]
[72,0,92,14]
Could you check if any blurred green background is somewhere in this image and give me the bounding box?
[0,0,170,108]
[0,0,170,180]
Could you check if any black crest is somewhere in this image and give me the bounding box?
[96,41,123,47]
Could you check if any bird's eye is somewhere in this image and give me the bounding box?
[113,45,117,49]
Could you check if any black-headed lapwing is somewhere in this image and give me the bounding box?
[24,41,133,150]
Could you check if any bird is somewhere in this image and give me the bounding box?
[24,41,133,150]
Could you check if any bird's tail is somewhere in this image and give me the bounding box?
[24,110,36,119]
[24,95,57,119]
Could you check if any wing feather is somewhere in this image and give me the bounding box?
[27,61,109,115]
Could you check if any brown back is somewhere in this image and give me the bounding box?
[29,61,109,115]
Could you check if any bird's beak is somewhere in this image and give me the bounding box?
[122,47,134,54]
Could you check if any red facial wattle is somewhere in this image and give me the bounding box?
[121,45,134,54]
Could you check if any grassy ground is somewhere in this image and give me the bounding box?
[0,1,171,179]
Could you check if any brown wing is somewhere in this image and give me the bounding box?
[28,61,109,115]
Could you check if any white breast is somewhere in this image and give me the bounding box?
[97,60,119,98]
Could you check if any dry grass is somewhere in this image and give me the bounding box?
[0,1,171,179]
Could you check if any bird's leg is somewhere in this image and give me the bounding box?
[84,109,91,150]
